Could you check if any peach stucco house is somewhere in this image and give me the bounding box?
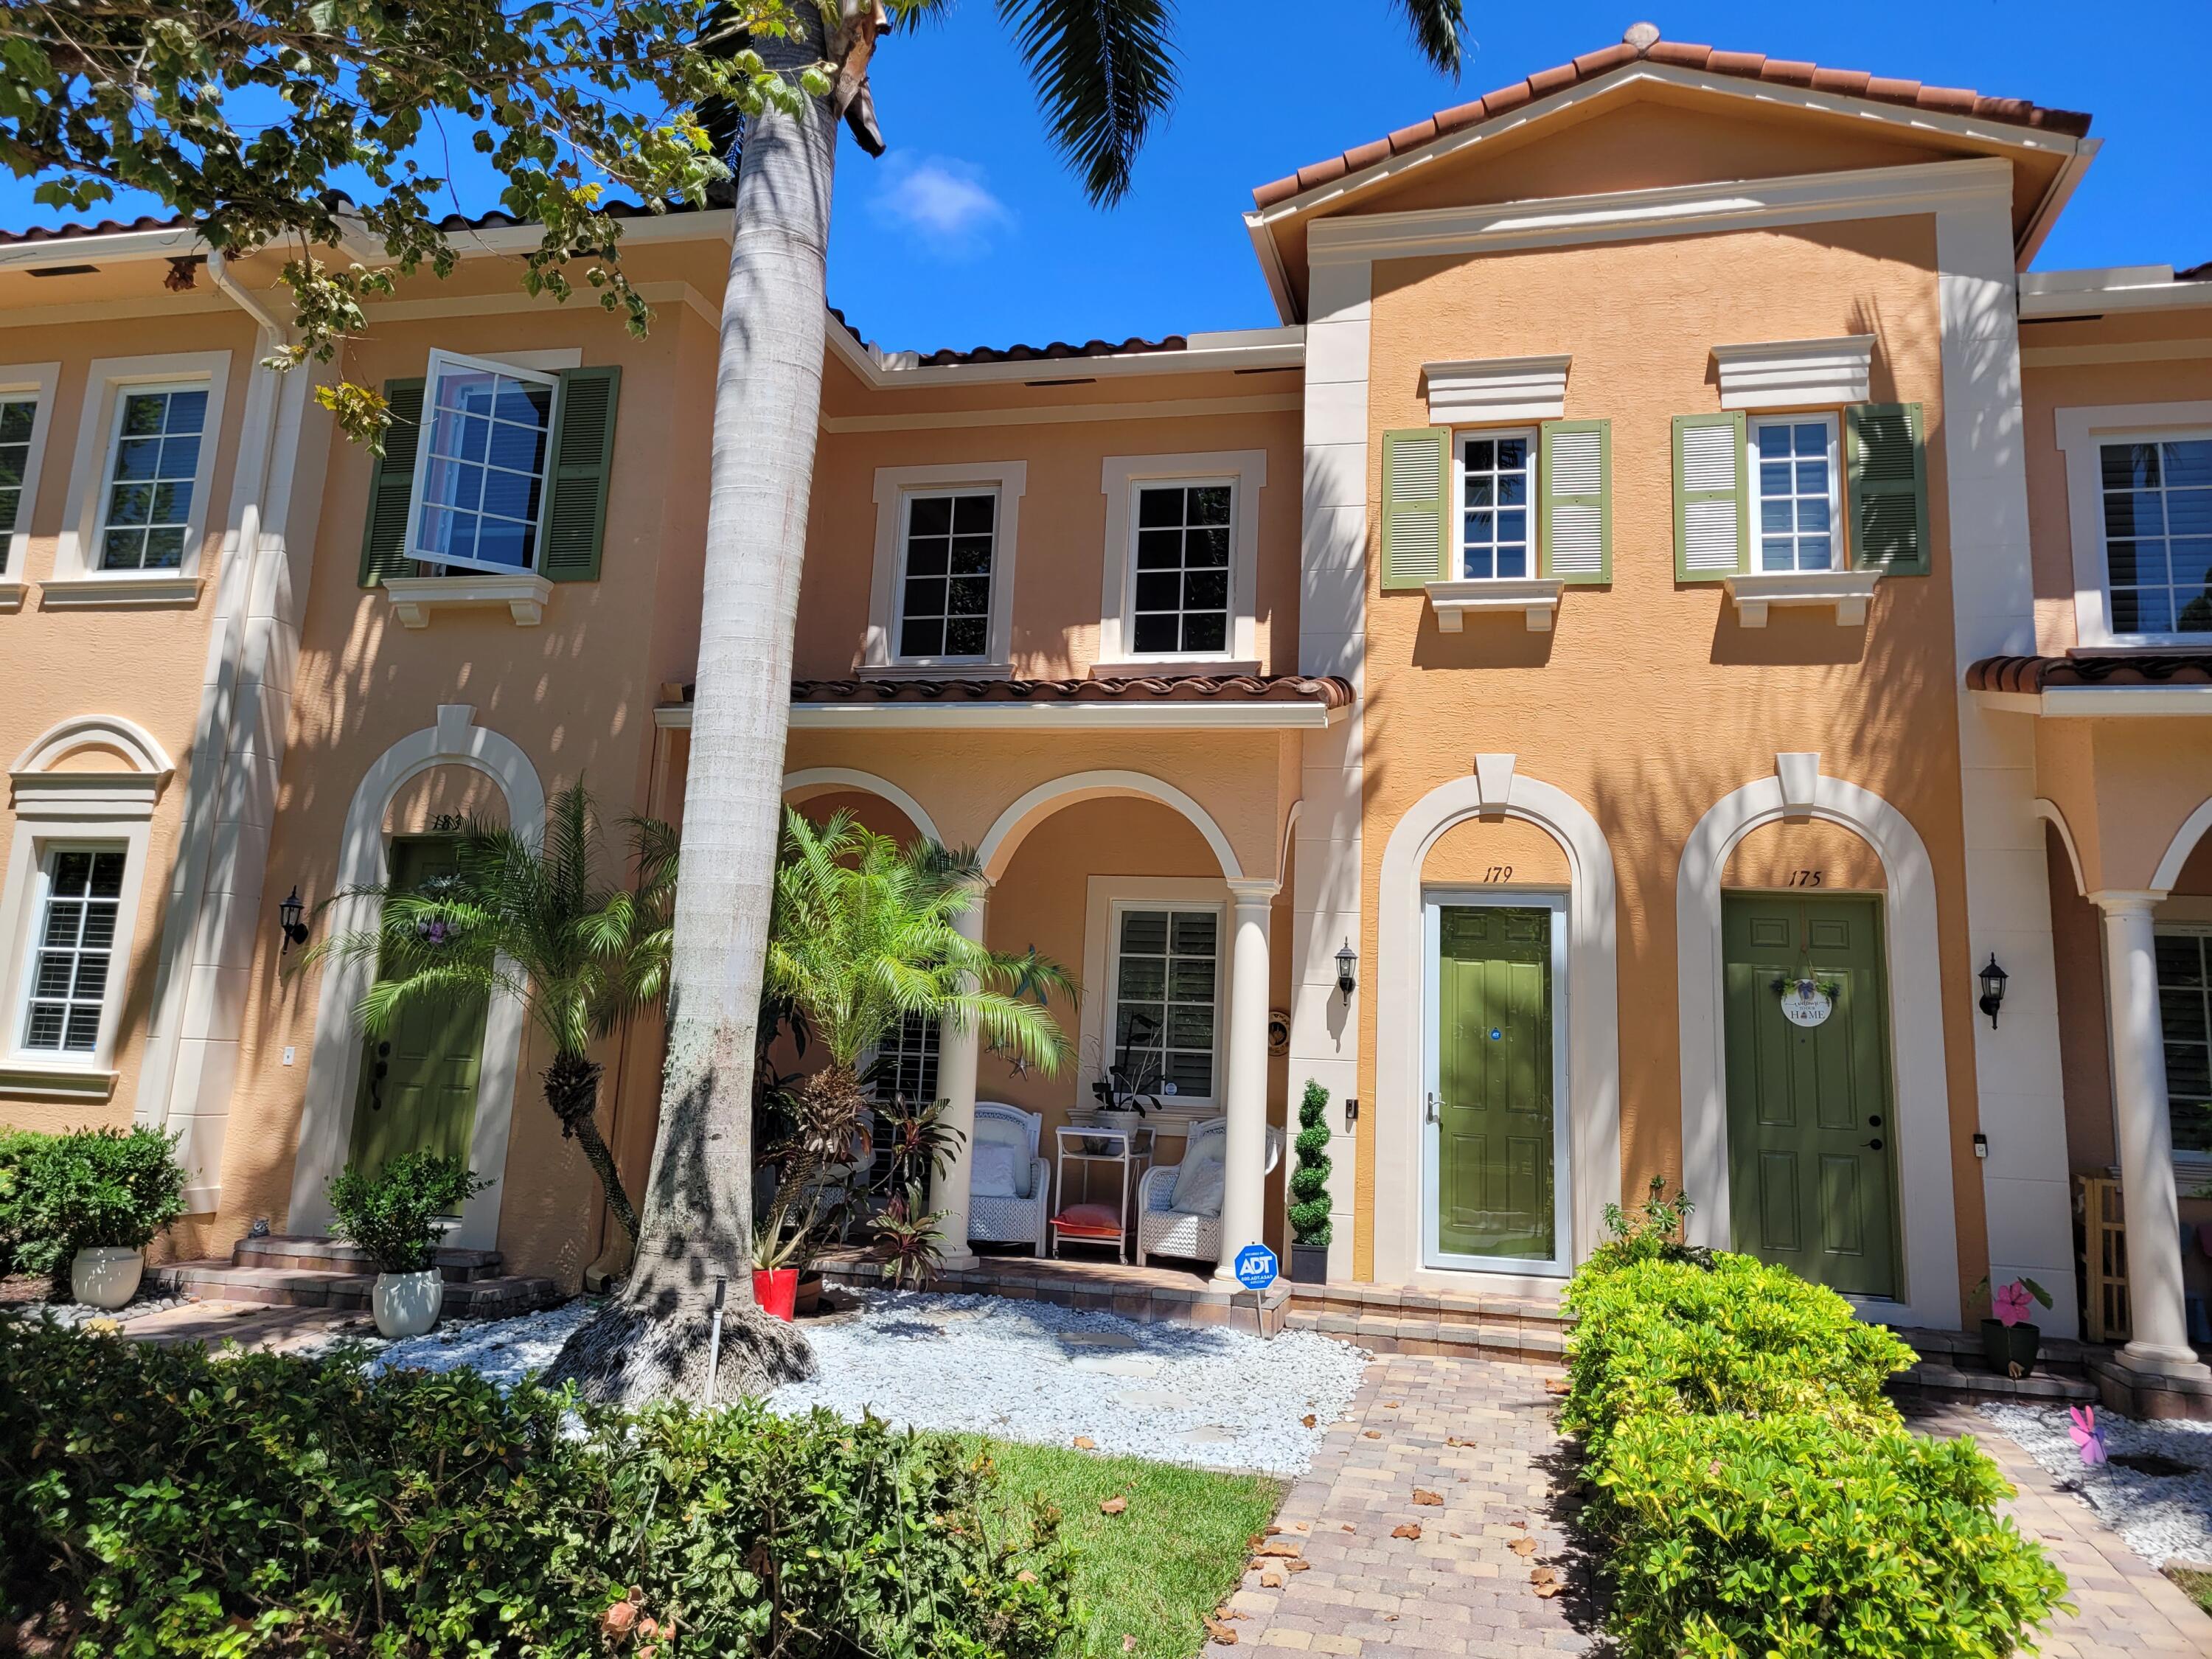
[3,27,2210,1390]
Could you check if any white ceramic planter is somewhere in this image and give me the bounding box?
[70,1245,145,1310]
[371,1269,445,1338]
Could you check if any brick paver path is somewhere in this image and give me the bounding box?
[1218,1352,2212,1659]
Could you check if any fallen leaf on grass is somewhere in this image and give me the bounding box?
[1099,1497,1128,1515]
[1412,1489,1442,1506]
[1123,1636,1138,1653]
[1508,1537,1537,1558]
[1073,1436,1096,1450]
[1391,1523,1422,1540]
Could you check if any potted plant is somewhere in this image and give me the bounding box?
[750,1207,808,1321]
[17,1127,187,1309]
[1090,1018,1166,1150]
[1287,1079,1333,1284]
[327,1152,490,1338]
[1972,1275,2054,1377]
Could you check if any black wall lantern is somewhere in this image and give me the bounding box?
[1335,938,1357,1006]
[1978,953,2008,1029]
[277,886,309,954]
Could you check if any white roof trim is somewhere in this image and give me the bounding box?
[1972,686,2212,718]
[657,698,1343,731]
[2020,268,2212,318]
[826,319,1304,389]
[1711,335,1874,409]
[1423,354,1571,423]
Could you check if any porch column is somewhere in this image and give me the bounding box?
[2096,892,2208,1376]
[1214,880,1278,1282]
[929,886,988,1270]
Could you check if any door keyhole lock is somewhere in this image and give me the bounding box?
[1867,1114,1882,1127]
[1863,1137,1885,1152]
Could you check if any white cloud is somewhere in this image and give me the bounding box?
[867,156,1013,257]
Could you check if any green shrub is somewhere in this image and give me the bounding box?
[326,1150,491,1273]
[0,1315,1074,1658]
[1288,1079,1332,1248]
[1591,1411,2070,1659]
[0,1126,185,1276]
[1561,1251,1916,1453]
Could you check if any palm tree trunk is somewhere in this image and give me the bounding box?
[551,14,832,1402]
[542,1050,640,1242]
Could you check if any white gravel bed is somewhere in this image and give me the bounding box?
[1981,1402,2212,1568]
[24,1292,193,1328]
[767,1289,1368,1476]
[361,1296,597,1381]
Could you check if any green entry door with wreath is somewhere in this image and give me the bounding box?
[1721,891,1898,1298]
[348,836,487,1175]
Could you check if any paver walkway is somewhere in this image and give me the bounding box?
[1220,1351,2212,1659]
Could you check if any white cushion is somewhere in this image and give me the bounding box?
[973,1113,1034,1199]
[971,1141,1021,1200]
[1169,1153,1226,1217]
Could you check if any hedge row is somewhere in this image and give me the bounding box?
[0,1315,1074,1658]
[1560,1245,2069,1658]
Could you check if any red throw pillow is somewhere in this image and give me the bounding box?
[1054,1203,1124,1237]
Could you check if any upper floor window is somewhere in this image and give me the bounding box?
[0,395,38,540]
[1131,481,1232,653]
[2101,437,2212,636]
[1455,431,1534,580]
[1753,415,1840,573]
[897,488,997,661]
[97,386,206,571]
[406,350,557,576]
[20,847,125,1054]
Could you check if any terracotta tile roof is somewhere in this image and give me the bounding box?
[1252,26,2093,211]
[827,306,1188,369]
[1966,652,2212,694]
[0,198,704,250]
[663,673,1354,709]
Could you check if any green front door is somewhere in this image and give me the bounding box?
[348,837,487,1177]
[1431,903,1557,1264]
[1721,892,1898,1298]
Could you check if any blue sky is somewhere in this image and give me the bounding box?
[6,2,2206,355]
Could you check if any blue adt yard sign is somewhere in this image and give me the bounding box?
[1233,1244,1278,1290]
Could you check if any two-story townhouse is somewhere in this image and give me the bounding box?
[3,26,2209,1400]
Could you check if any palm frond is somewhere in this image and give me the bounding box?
[1391,0,1465,75]
[996,0,1179,205]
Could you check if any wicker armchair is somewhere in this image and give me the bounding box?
[1138,1117,1229,1266]
[967,1100,1050,1256]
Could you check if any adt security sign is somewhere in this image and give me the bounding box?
[1233,1244,1279,1290]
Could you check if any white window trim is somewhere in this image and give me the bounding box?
[1712,335,1874,410]
[0,715,173,1101]
[863,460,1026,675]
[54,351,231,597]
[1079,875,1232,1118]
[1748,411,1845,574]
[1450,426,1540,582]
[1098,451,1266,668]
[1422,355,1568,425]
[2056,400,2212,647]
[400,348,563,580]
[0,361,60,605]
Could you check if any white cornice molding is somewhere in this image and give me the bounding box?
[1972,686,2212,719]
[1307,157,2015,268]
[1422,354,1570,424]
[2020,279,2212,319]
[1711,335,1874,410]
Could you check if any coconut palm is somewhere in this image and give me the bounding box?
[301,783,675,1242]
[575,0,1468,1402]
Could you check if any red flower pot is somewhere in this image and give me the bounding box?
[753,1267,799,1321]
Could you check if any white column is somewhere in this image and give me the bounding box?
[2097,892,2208,1376]
[1214,881,1278,1282]
[928,886,987,1270]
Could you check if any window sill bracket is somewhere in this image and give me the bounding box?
[1726,570,1881,627]
[1426,577,1564,633]
[383,572,554,629]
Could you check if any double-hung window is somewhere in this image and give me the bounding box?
[406,350,559,575]
[1130,482,1233,654]
[1455,431,1534,580]
[2099,437,2212,637]
[2157,928,2212,1158]
[1752,414,1840,572]
[0,394,38,548]
[97,386,206,571]
[897,489,998,661]
[20,848,125,1055]
[1107,905,1222,1107]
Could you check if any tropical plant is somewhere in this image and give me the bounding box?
[325,1152,491,1274]
[299,784,675,1241]
[869,1183,949,1290]
[1288,1079,1333,1248]
[0,1127,187,1276]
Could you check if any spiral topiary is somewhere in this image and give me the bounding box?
[1288,1078,1332,1248]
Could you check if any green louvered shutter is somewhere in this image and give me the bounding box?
[357,378,423,588]
[539,365,622,583]
[1380,427,1452,590]
[1540,419,1611,585]
[1672,411,1748,582]
[1846,402,1929,577]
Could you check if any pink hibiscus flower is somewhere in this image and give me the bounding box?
[1992,1279,2037,1327]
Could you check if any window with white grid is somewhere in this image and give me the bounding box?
[407,349,557,574]
[0,395,37,545]
[1753,414,1839,572]
[1130,482,1233,653]
[1108,905,1221,1106]
[2100,438,2212,636]
[2158,928,2212,1158]
[897,490,997,660]
[20,848,125,1054]
[97,386,206,571]
[1456,431,1534,580]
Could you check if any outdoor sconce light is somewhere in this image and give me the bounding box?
[277,886,309,954]
[1335,939,1357,1006]
[1978,953,2008,1029]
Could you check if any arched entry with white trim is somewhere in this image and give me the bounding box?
[1374,756,1621,1286]
[288,706,545,1250]
[1676,753,1961,1329]
[782,767,945,846]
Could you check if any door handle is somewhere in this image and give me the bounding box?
[1867,1114,1882,1127]
[1863,1138,1884,1152]
[1426,1092,1439,1124]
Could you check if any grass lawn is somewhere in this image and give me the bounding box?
[2166,1564,2212,1620]
[965,1436,1284,1659]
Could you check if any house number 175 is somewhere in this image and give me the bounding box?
[1787,869,1825,888]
